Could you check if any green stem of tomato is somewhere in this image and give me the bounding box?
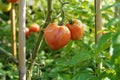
[43,0,53,27]
[0,47,18,64]
[59,0,69,25]
[27,0,53,80]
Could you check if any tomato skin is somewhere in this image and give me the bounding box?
[0,2,11,12]
[29,24,40,33]
[7,0,18,3]
[44,22,71,50]
[25,27,30,37]
[66,19,84,40]
[102,31,106,35]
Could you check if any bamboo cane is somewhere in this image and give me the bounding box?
[11,3,16,58]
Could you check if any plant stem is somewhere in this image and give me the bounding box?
[0,47,18,64]
[44,0,53,27]
[59,0,68,25]
[115,0,120,29]
[115,0,120,17]
[27,0,53,80]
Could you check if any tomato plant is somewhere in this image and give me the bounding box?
[66,19,84,40]
[0,0,11,12]
[7,0,18,3]
[44,22,71,50]
[1,0,120,80]
[29,24,40,33]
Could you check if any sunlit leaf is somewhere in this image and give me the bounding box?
[58,74,70,80]
[65,50,94,66]
[95,3,120,15]
[105,17,120,27]
[96,33,112,54]
[111,32,120,64]
[72,71,94,80]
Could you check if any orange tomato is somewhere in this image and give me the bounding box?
[7,0,18,3]
[66,19,84,40]
[44,22,71,50]
[29,24,40,33]
[102,31,106,35]
[25,27,30,37]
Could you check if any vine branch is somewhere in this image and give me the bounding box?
[27,0,53,79]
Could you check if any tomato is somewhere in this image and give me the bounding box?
[25,27,30,37]
[66,19,84,40]
[29,24,40,33]
[102,31,106,35]
[44,22,71,50]
[7,0,18,3]
[0,1,11,12]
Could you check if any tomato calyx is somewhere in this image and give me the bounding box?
[2,0,7,3]
[58,22,64,26]
[68,19,74,24]
[1,0,9,4]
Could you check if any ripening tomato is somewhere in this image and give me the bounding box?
[102,31,106,35]
[25,27,30,37]
[7,0,18,3]
[29,24,40,33]
[66,19,84,40]
[44,22,71,50]
[0,1,11,12]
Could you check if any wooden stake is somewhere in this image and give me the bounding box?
[94,0,102,76]
[11,3,16,58]
[18,0,26,79]
[94,0,102,43]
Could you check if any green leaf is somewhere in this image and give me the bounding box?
[65,50,94,66]
[51,66,65,73]
[72,71,93,80]
[111,32,120,64]
[105,17,120,27]
[112,32,120,45]
[57,74,70,80]
[95,3,120,15]
[96,33,112,54]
